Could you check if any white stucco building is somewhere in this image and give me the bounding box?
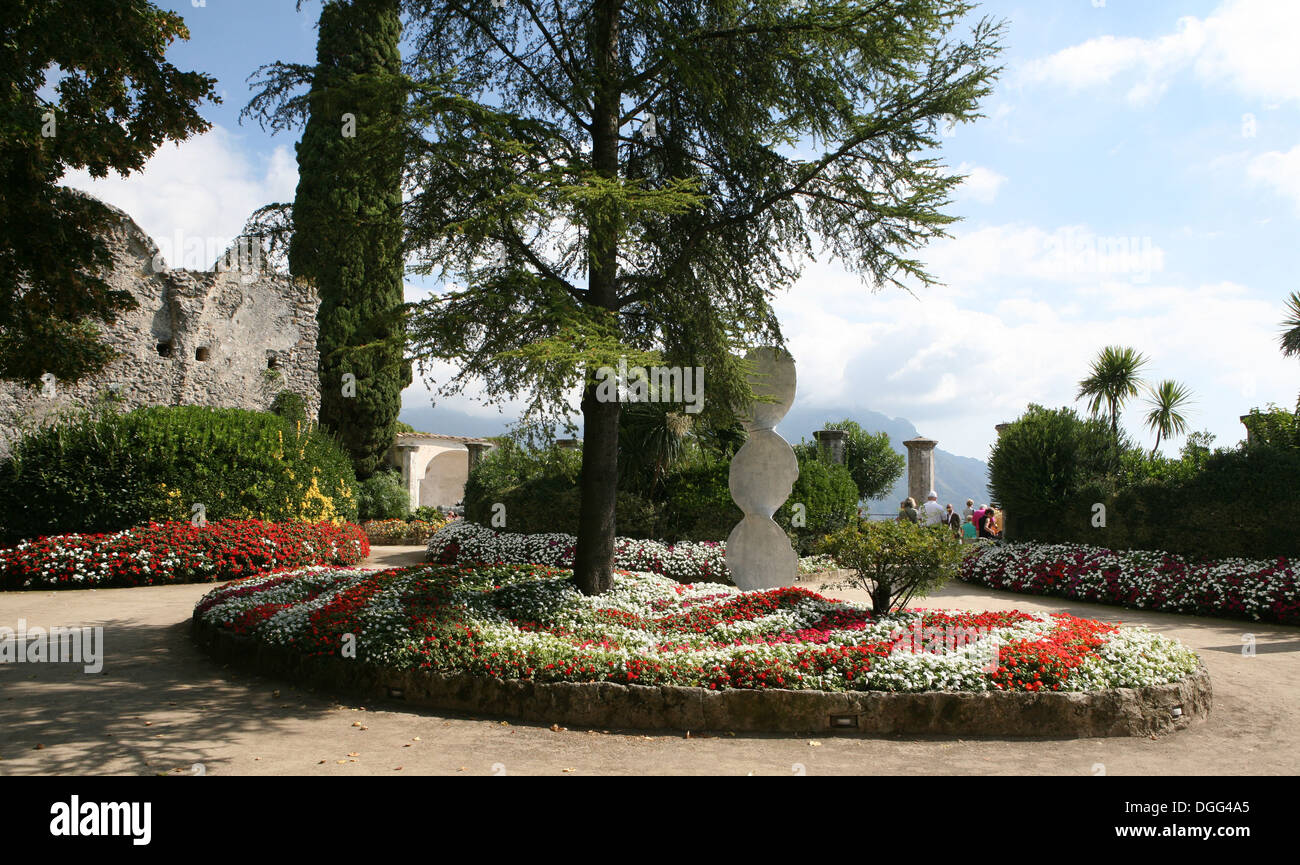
[386,432,494,511]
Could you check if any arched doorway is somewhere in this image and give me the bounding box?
[418,449,469,509]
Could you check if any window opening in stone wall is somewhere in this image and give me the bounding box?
[195,346,211,362]
[157,342,172,358]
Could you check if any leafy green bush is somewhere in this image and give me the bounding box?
[411,505,446,523]
[463,439,660,536]
[777,453,860,554]
[659,462,740,542]
[988,404,1116,540]
[1241,404,1300,449]
[0,406,357,543]
[355,469,410,521]
[819,519,964,614]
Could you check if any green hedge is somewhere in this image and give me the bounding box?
[991,405,1300,559]
[659,462,740,542]
[463,436,858,551]
[463,442,661,536]
[1029,446,1300,559]
[0,406,358,543]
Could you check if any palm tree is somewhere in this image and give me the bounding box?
[1076,345,1150,440]
[1281,291,1300,359]
[1143,380,1193,458]
[617,401,692,498]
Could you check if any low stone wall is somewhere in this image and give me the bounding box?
[192,617,1211,738]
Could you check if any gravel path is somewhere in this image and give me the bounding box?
[1,546,1296,776]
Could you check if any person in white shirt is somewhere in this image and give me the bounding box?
[921,491,945,527]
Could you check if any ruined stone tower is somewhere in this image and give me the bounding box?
[0,198,321,456]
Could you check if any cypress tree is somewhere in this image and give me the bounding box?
[289,0,409,478]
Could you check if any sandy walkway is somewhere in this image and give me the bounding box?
[1,547,1296,775]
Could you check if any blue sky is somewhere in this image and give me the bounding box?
[64,0,1300,461]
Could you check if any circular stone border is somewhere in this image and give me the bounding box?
[191,617,1212,738]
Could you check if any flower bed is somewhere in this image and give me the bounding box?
[1,520,370,591]
[362,518,447,545]
[427,520,730,583]
[961,542,1300,625]
[194,562,1199,694]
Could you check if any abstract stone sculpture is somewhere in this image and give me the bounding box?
[725,347,798,591]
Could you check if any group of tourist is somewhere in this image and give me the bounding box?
[895,492,1000,541]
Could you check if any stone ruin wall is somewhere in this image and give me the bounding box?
[0,201,321,457]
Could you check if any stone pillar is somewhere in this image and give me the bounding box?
[466,442,490,473]
[993,424,1012,538]
[392,445,419,512]
[903,436,937,505]
[813,429,848,465]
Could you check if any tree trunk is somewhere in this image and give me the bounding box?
[573,0,622,596]
[872,572,892,616]
[574,386,620,595]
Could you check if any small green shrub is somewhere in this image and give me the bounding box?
[819,519,964,614]
[411,505,446,523]
[355,469,410,521]
[0,406,357,543]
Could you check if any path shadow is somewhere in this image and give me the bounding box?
[1199,640,1300,655]
[0,616,338,775]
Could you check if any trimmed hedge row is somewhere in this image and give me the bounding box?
[0,519,370,591]
[1010,444,1300,560]
[990,405,1300,560]
[961,541,1300,626]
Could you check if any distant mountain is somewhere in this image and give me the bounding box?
[399,402,992,512]
[399,403,526,439]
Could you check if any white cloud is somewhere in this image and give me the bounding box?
[1192,0,1300,105]
[1020,19,1205,106]
[913,223,1167,294]
[1020,0,1300,107]
[956,162,1007,204]
[60,125,297,267]
[1248,144,1300,213]
[777,241,1295,460]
